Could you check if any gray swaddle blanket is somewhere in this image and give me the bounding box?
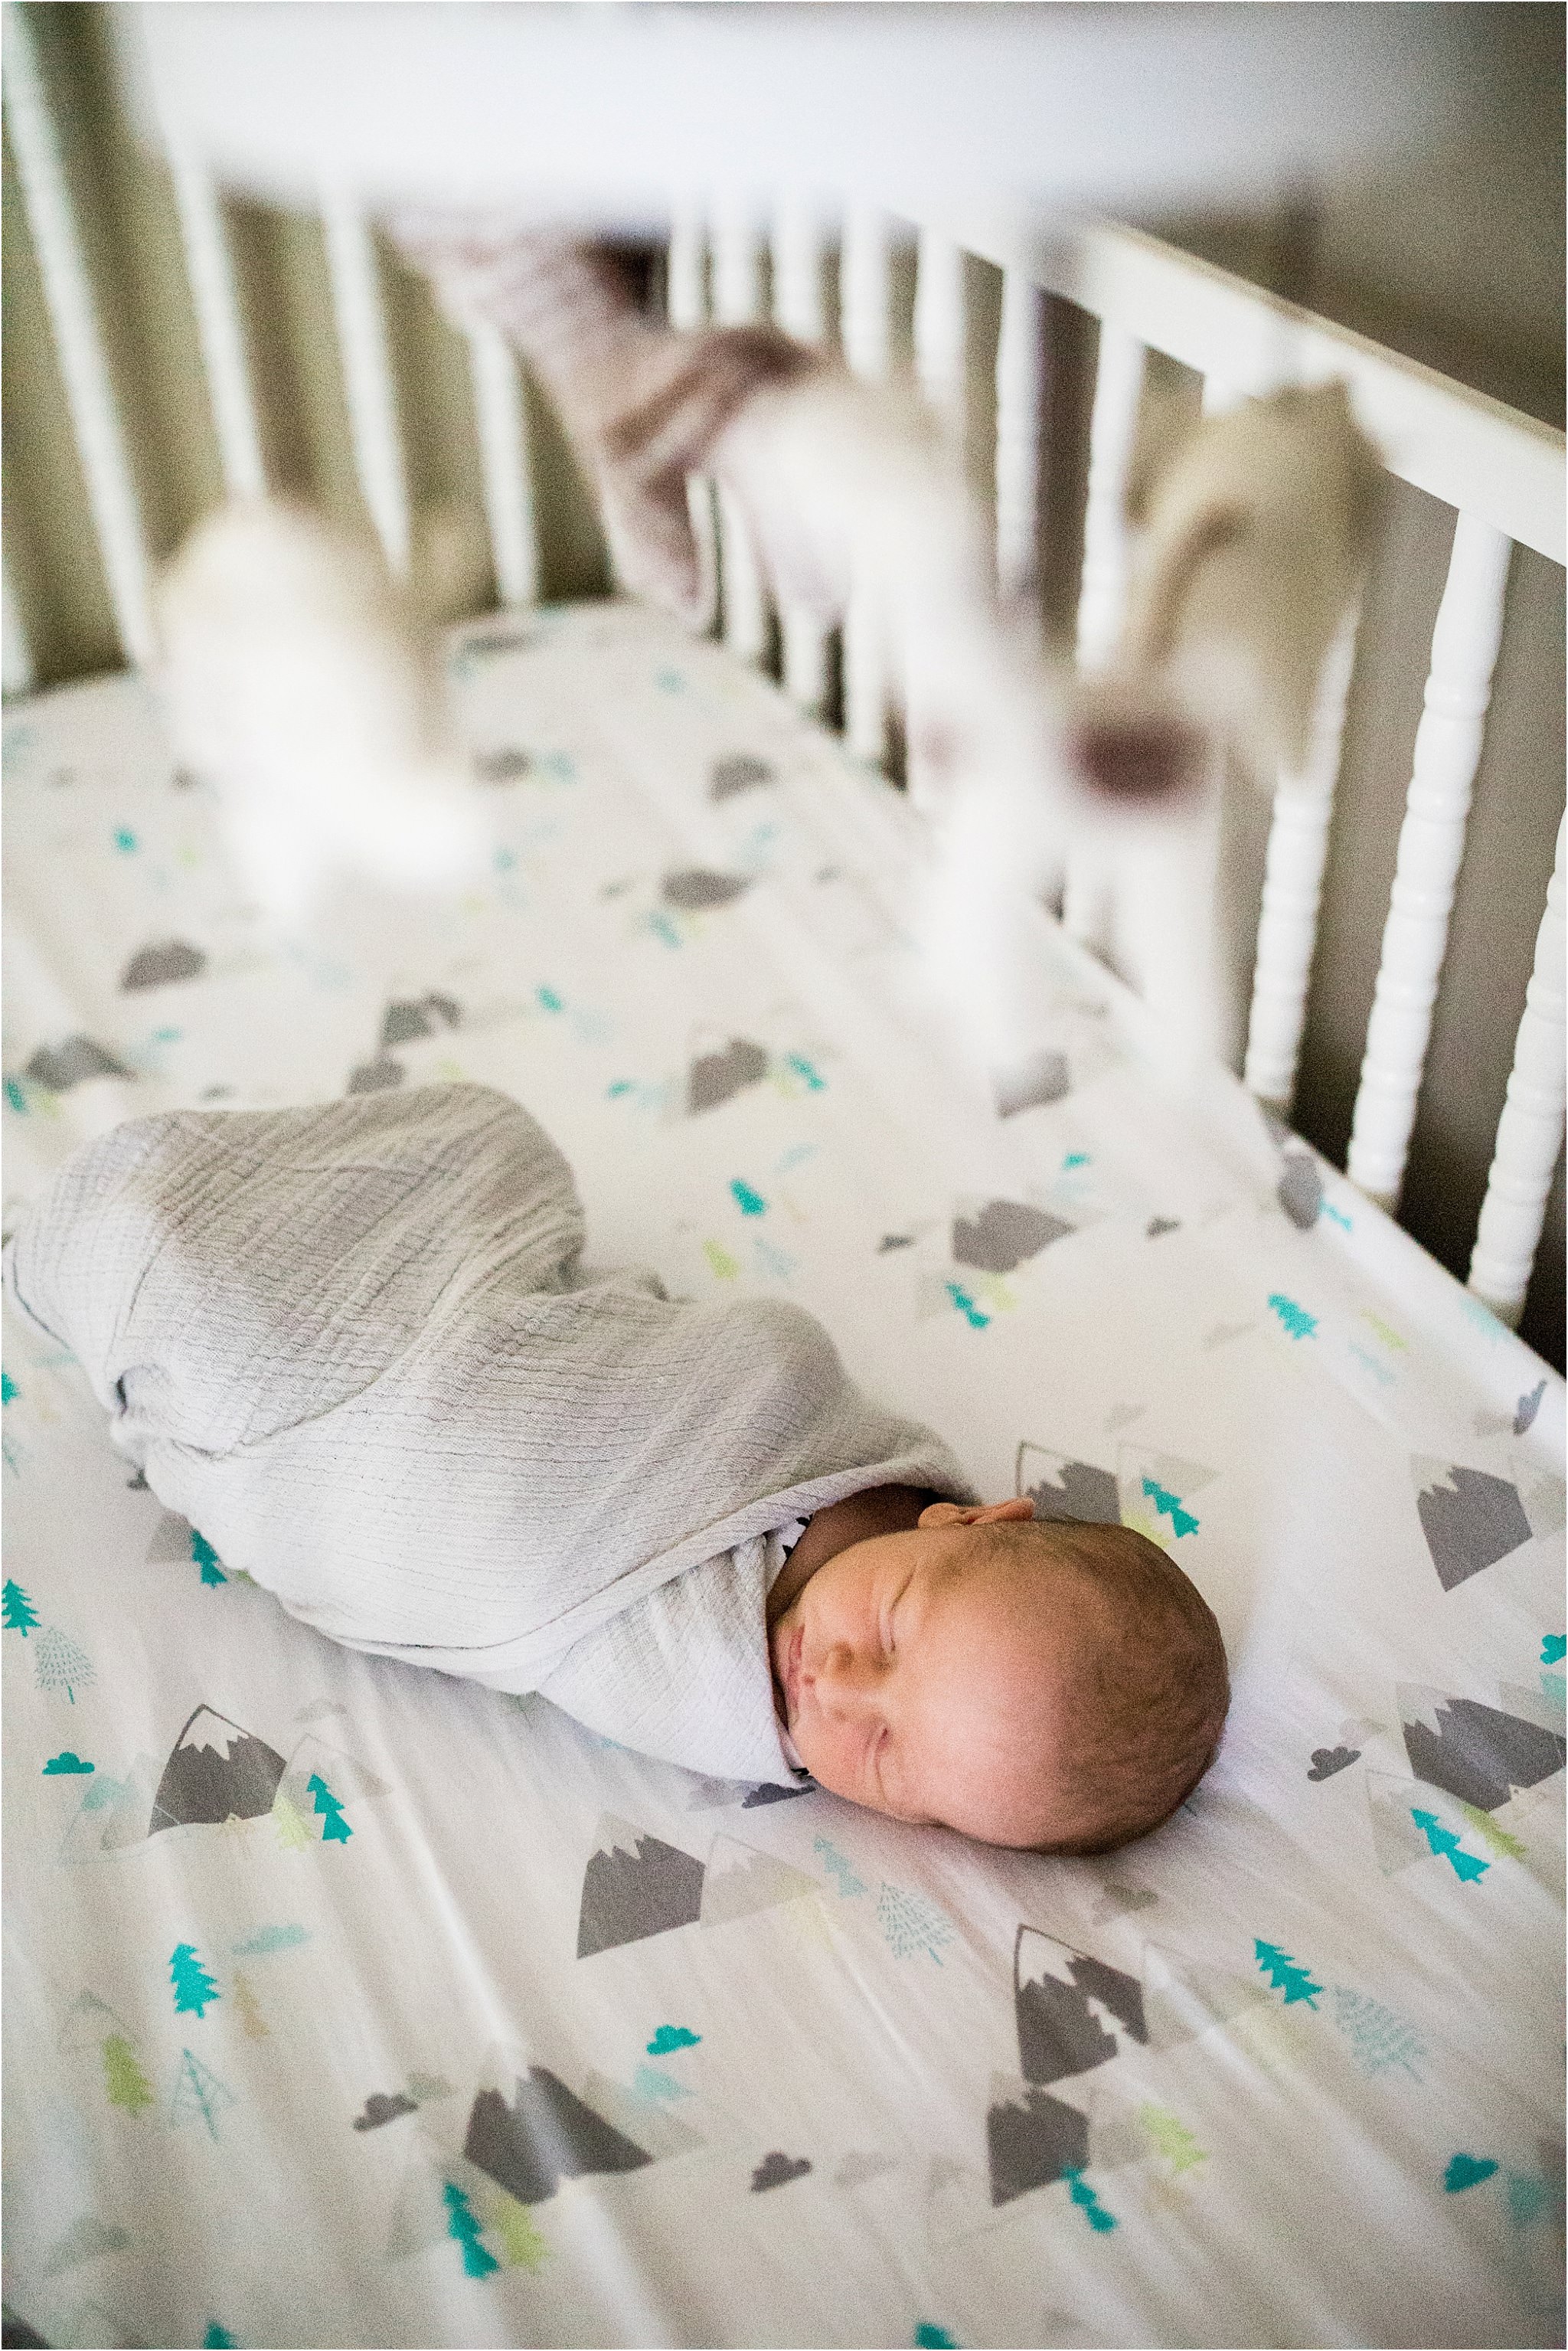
[2,1084,972,1782]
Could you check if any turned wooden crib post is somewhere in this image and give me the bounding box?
[666,203,718,633]
[1468,814,1567,1326]
[1347,515,1513,1211]
[841,206,893,772]
[2,2,155,667]
[165,146,266,502]
[1243,606,1361,1110]
[772,197,831,718]
[1064,322,1146,948]
[711,203,769,666]
[320,192,411,578]
[994,271,1045,604]
[466,323,538,611]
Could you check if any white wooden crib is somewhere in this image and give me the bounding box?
[2,1,1562,1344]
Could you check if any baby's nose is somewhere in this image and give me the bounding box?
[813,1643,882,1712]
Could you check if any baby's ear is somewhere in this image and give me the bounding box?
[917,1500,972,1529]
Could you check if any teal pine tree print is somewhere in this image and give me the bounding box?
[168,2048,235,2140]
[307,1773,353,1844]
[1254,1938,1323,2006]
[1061,2167,1118,2232]
[1141,1478,1199,1538]
[191,1530,227,1587]
[443,2181,499,2277]
[1267,1293,1318,1340]
[103,2033,156,2117]
[169,1942,221,2018]
[202,2326,238,2348]
[2,1579,39,1635]
[1411,1808,1491,1881]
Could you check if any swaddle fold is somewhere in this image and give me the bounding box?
[3,1083,971,1781]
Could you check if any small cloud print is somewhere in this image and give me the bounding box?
[750,2150,812,2192]
[1443,2153,1498,2193]
[42,1751,94,1775]
[646,2025,701,2055]
[352,2091,417,2133]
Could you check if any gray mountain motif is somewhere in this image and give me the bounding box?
[24,1038,134,1091]
[662,868,752,910]
[1412,1457,1533,1590]
[464,2068,651,2204]
[120,939,207,991]
[346,1054,405,1095]
[43,2216,130,2277]
[740,1781,811,1807]
[700,1836,818,1928]
[381,993,462,1047]
[475,746,532,783]
[149,1706,286,1833]
[1014,1928,1147,2087]
[994,1048,1070,1120]
[952,1200,1072,1274]
[710,754,775,799]
[145,1512,197,1566]
[1145,1216,1181,1238]
[1398,1686,1565,1810]
[353,2091,417,2131]
[1021,1449,1121,1527]
[577,1817,705,1957]
[751,2150,811,2192]
[1277,1152,1322,1229]
[688,1037,769,1115]
[986,2076,1089,2205]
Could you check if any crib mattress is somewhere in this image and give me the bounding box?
[3,601,1563,2351]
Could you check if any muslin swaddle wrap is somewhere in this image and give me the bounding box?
[2,1083,971,1782]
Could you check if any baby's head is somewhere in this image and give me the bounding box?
[769,1497,1228,1851]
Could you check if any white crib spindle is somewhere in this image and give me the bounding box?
[1347,515,1512,1210]
[913,226,965,443]
[773,197,830,718]
[3,554,36,700]
[841,208,893,770]
[711,204,768,665]
[665,204,717,634]
[466,322,538,609]
[165,142,266,501]
[321,191,410,577]
[3,2,155,667]
[1243,605,1361,1109]
[995,269,1044,602]
[1065,322,1147,946]
[1467,815,1566,1326]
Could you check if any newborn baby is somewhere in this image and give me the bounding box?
[4,1083,1227,1851]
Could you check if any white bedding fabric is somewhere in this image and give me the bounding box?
[3,600,1563,2351]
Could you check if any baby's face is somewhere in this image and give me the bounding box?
[769,1499,1099,1847]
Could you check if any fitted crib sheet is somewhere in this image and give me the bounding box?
[3,600,1563,2351]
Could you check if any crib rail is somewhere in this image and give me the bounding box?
[2,2,1563,1338]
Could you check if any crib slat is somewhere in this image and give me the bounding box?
[711,204,768,665]
[995,269,1044,601]
[1347,515,1512,1210]
[466,322,538,610]
[166,144,266,500]
[1243,607,1361,1109]
[665,203,717,635]
[773,197,830,718]
[914,226,965,442]
[3,553,35,699]
[1468,814,1567,1326]
[841,208,893,770]
[1064,322,1147,945]
[321,192,410,577]
[2,3,155,667]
